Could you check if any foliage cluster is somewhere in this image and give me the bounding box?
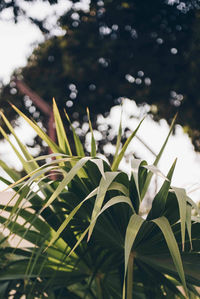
[0,102,199,298]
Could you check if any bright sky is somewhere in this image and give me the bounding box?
[0,2,199,202]
[0,20,43,82]
[0,0,74,83]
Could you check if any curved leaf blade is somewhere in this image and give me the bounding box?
[123,214,144,299]
[152,216,188,297]
[88,171,119,240]
[11,104,62,154]
[172,187,187,251]
[141,114,177,199]
[53,98,72,155]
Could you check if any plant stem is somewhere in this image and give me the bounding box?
[95,275,103,299]
[127,251,135,299]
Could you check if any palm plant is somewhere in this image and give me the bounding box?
[0,100,199,298]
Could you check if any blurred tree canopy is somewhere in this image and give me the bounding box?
[1,0,200,150]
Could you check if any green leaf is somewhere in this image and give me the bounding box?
[0,110,39,172]
[64,110,84,156]
[186,204,192,250]
[129,174,140,213]
[40,157,91,212]
[142,164,169,181]
[46,187,99,249]
[112,111,123,164]
[186,195,200,215]
[127,251,134,299]
[100,195,134,213]
[111,117,145,171]
[87,107,96,157]
[131,158,143,201]
[0,160,20,182]
[152,216,188,296]
[123,214,144,299]
[91,158,105,180]
[53,98,72,155]
[11,104,62,154]
[0,127,34,174]
[108,182,129,196]
[0,203,67,251]
[68,195,136,265]
[131,158,147,202]
[137,262,186,299]
[172,187,187,251]
[67,226,90,259]
[147,159,177,220]
[9,186,30,230]
[88,171,119,240]
[137,251,200,290]
[141,114,177,200]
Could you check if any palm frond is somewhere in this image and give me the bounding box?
[0,103,199,298]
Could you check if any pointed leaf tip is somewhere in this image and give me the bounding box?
[64,109,70,122]
[112,117,145,171]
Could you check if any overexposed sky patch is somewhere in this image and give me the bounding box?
[0,0,90,83]
[0,19,43,82]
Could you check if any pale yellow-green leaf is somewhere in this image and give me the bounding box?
[108,182,129,196]
[64,110,85,157]
[142,164,169,181]
[186,204,192,250]
[191,216,200,222]
[88,171,119,240]
[186,195,200,215]
[91,158,105,179]
[0,110,39,170]
[0,160,20,182]
[131,158,143,201]
[11,104,61,153]
[53,98,72,155]
[112,117,144,171]
[87,107,96,157]
[0,127,34,174]
[172,187,187,251]
[40,157,91,212]
[0,110,39,172]
[67,227,90,258]
[141,114,177,200]
[113,111,123,164]
[99,195,134,214]
[123,214,144,299]
[152,216,188,296]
